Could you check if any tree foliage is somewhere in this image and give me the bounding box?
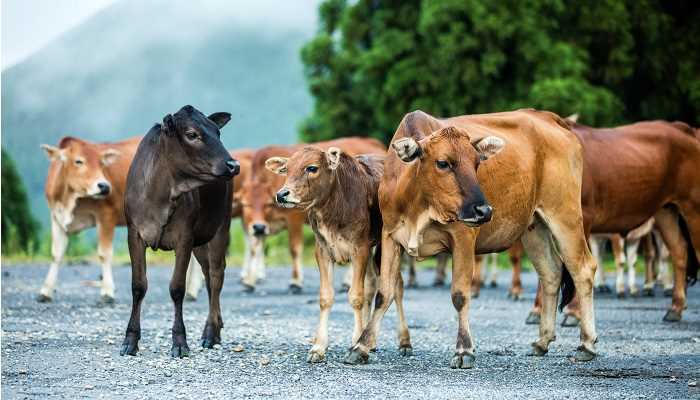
[2,149,40,254]
[300,0,700,143]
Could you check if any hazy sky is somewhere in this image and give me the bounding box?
[2,0,118,70]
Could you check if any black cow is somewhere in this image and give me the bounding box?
[120,105,239,358]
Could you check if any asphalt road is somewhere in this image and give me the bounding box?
[2,263,699,399]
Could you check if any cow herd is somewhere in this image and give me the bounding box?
[38,105,699,369]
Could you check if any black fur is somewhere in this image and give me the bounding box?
[679,215,699,285]
[559,265,575,311]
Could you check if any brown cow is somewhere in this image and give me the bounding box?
[266,147,406,362]
[528,120,700,324]
[345,109,599,368]
[238,138,386,293]
[38,136,140,303]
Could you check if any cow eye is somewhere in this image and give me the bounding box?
[305,165,318,173]
[436,160,450,170]
[74,159,84,166]
[185,130,199,141]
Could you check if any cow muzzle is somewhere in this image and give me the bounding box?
[458,202,493,226]
[251,223,269,237]
[88,181,111,198]
[275,188,300,208]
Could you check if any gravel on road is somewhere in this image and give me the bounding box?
[2,263,699,399]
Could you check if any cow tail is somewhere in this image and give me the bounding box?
[373,242,382,275]
[679,215,699,285]
[559,265,575,311]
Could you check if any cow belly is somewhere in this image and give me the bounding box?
[391,225,449,259]
[316,226,353,264]
[66,212,96,233]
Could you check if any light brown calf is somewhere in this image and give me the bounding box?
[267,147,404,362]
[345,109,598,368]
[238,138,386,293]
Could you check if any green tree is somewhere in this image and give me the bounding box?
[1,148,40,254]
[301,0,700,143]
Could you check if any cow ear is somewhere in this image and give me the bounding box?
[101,149,121,166]
[41,144,66,162]
[472,136,505,160]
[326,147,342,170]
[162,114,176,136]
[391,137,423,162]
[265,157,289,175]
[208,112,231,129]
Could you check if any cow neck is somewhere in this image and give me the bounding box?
[48,162,80,229]
[311,158,367,232]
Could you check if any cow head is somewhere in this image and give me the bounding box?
[238,178,279,237]
[159,105,239,183]
[265,146,342,209]
[41,139,121,199]
[391,126,504,226]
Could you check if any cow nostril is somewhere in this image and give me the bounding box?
[226,160,240,175]
[473,204,493,220]
[276,189,290,203]
[252,224,267,236]
[97,182,110,195]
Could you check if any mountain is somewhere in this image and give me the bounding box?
[1,0,318,224]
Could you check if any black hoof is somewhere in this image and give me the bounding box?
[596,285,612,294]
[450,352,475,369]
[242,283,255,293]
[528,343,548,357]
[574,345,596,362]
[201,337,221,349]
[561,314,580,327]
[120,338,139,356]
[471,291,480,299]
[98,295,115,306]
[489,281,498,288]
[663,309,682,322]
[663,288,673,298]
[36,294,53,303]
[630,290,640,298]
[642,288,654,297]
[398,345,413,357]
[343,348,369,365]
[339,283,351,293]
[185,293,197,302]
[432,280,445,287]
[201,323,221,349]
[405,281,418,289]
[289,284,303,295]
[525,312,541,325]
[616,292,626,299]
[170,343,190,358]
[508,292,521,301]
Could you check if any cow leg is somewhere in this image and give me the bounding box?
[239,231,252,281]
[349,246,370,345]
[38,218,69,302]
[433,253,448,287]
[546,214,598,360]
[509,244,524,300]
[96,217,116,303]
[488,253,499,288]
[471,255,483,298]
[653,231,673,295]
[526,282,543,325]
[642,234,656,296]
[624,238,641,297]
[363,256,379,328]
[185,257,203,301]
[288,218,304,294]
[200,220,230,349]
[520,219,561,356]
[308,245,334,363]
[170,243,193,358]
[242,236,263,291]
[590,237,608,293]
[394,265,412,355]
[345,234,401,365]
[406,255,418,288]
[654,208,689,321]
[341,266,353,292]
[612,235,627,297]
[120,228,147,356]
[449,232,477,369]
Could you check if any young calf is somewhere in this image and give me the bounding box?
[120,105,239,358]
[266,146,412,362]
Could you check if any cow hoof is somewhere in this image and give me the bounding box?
[289,284,303,295]
[449,353,475,369]
[343,348,369,365]
[508,292,521,301]
[471,291,480,299]
[405,281,418,289]
[642,288,654,297]
[120,339,139,356]
[663,310,682,322]
[432,279,445,287]
[525,312,541,325]
[36,294,53,303]
[398,345,413,357]
[489,281,498,288]
[242,283,255,293]
[616,292,626,299]
[528,343,548,357]
[630,290,640,298]
[170,344,190,358]
[574,346,596,362]
[561,314,580,327]
[306,351,325,363]
[663,288,673,297]
[98,295,115,305]
[340,283,351,293]
[596,285,612,294]
[185,293,197,302]
[201,337,221,349]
